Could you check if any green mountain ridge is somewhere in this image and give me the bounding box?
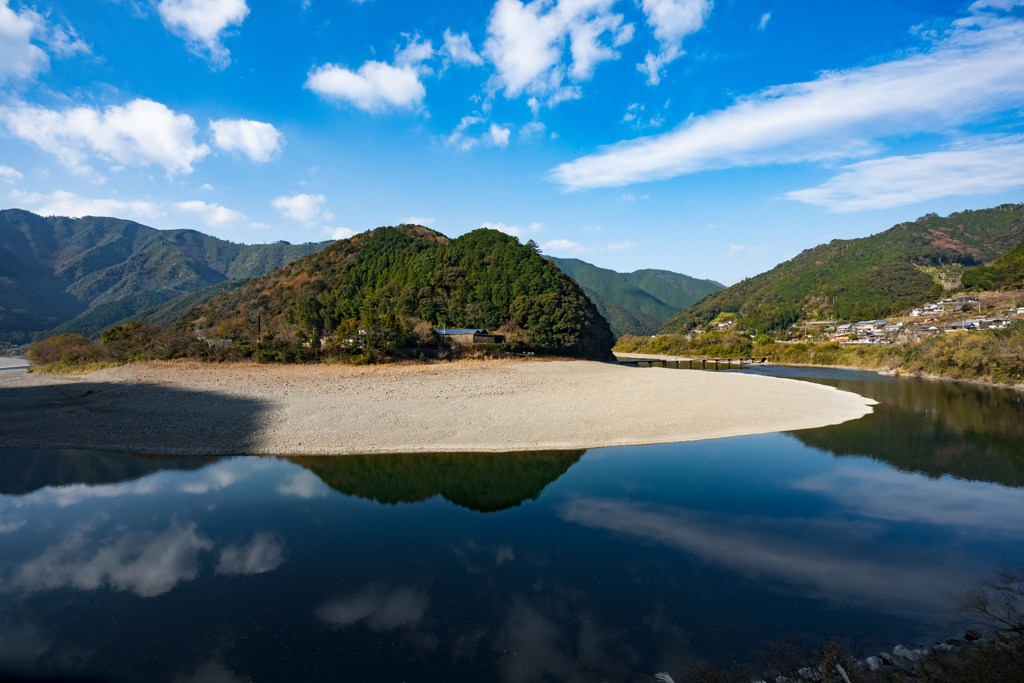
[662,204,1024,334]
[179,224,615,360]
[962,239,1024,291]
[547,257,723,336]
[0,209,331,343]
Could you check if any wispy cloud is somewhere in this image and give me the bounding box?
[786,138,1024,212]
[9,189,164,220]
[482,221,541,238]
[550,11,1024,188]
[542,238,588,254]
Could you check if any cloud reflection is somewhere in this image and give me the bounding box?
[561,497,969,615]
[275,470,328,499]
[0,457,270,511]
[317,585,430,631]
[216,533,284,575]
[794,464,1024,533]
[6,523,213,597]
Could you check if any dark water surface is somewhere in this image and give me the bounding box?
[1,367,1023,682]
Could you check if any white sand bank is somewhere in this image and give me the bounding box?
[0,359,875,455]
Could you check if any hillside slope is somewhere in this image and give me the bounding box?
[962,239,1024,291]
[662,204,1024,334]
[0,209,329,342]
[179,225,615,360]
[548,257,722,335]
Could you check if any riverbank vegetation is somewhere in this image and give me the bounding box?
[615,322,1024,386]
[24,317,523,374]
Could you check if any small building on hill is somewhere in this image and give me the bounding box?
[439,328,505,345]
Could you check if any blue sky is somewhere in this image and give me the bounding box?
[2,0,1024,284]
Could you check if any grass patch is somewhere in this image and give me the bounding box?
[28,361,124,375]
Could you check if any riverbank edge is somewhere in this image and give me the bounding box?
[772,362,1024,393]
[614,352,1024,393]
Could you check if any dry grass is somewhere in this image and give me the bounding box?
[28,361,124,375]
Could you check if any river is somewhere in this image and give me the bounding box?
[0,366,1021,681]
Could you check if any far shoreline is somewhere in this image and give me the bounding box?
[614,352,1024,393]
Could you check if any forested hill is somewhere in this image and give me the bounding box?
[0,209,330,343]
[178,225,616,360]
[962,239,1024,291]
[547,257,723,336]
[662,204,1024,334]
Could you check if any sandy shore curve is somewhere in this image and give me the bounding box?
[0,360,875,455]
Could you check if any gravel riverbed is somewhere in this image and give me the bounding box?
[0,359,875,455]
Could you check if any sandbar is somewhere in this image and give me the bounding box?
[0,359,875,455]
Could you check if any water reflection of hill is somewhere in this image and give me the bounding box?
[791,377,1024,487]
[286,450,585,512]
[0,449,217,494]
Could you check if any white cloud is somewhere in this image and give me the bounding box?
[724,243,743,256]
[209,118,284,163]
[483,0,634,106]
[482,221,541,238]
[581,224,601,232]
[249,221,271,229]
[445,114,486,150]
[786,139,1024,212]
[551,12,1024,188]
[0,165,22,182]
[401,216,434,225]
[272,193,332,224]
[215,533,284,575]
[198,182,213,190]
[0,99,210,179]
[323,227,355,239]
[488,123,511,147]
[6,523,212,598]
[441,28,483,66]
[156,0,250,70]
[10,189,163,220]
[520,120,546,139]
[305,35,433,113]
[542,238,587,254]
[174,199,245,227]
[276,469,329,497]
[970,0,1024,9]
[0,0,89,84]
[757,11,771,31]
[317,585,430,631]
[607,240,635,250]
[622,193,635,201]
[636,0,712,85]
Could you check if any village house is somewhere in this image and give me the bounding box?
[439,328,505,345]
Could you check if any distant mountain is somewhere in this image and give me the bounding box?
[0,209,331,342]
[662,204,1024,334]
[962,239,1024,291]
[547,257,723,336]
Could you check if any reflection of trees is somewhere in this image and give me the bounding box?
[286,450,585,513]
[791,377,1024,487]
[0,450,218,495]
